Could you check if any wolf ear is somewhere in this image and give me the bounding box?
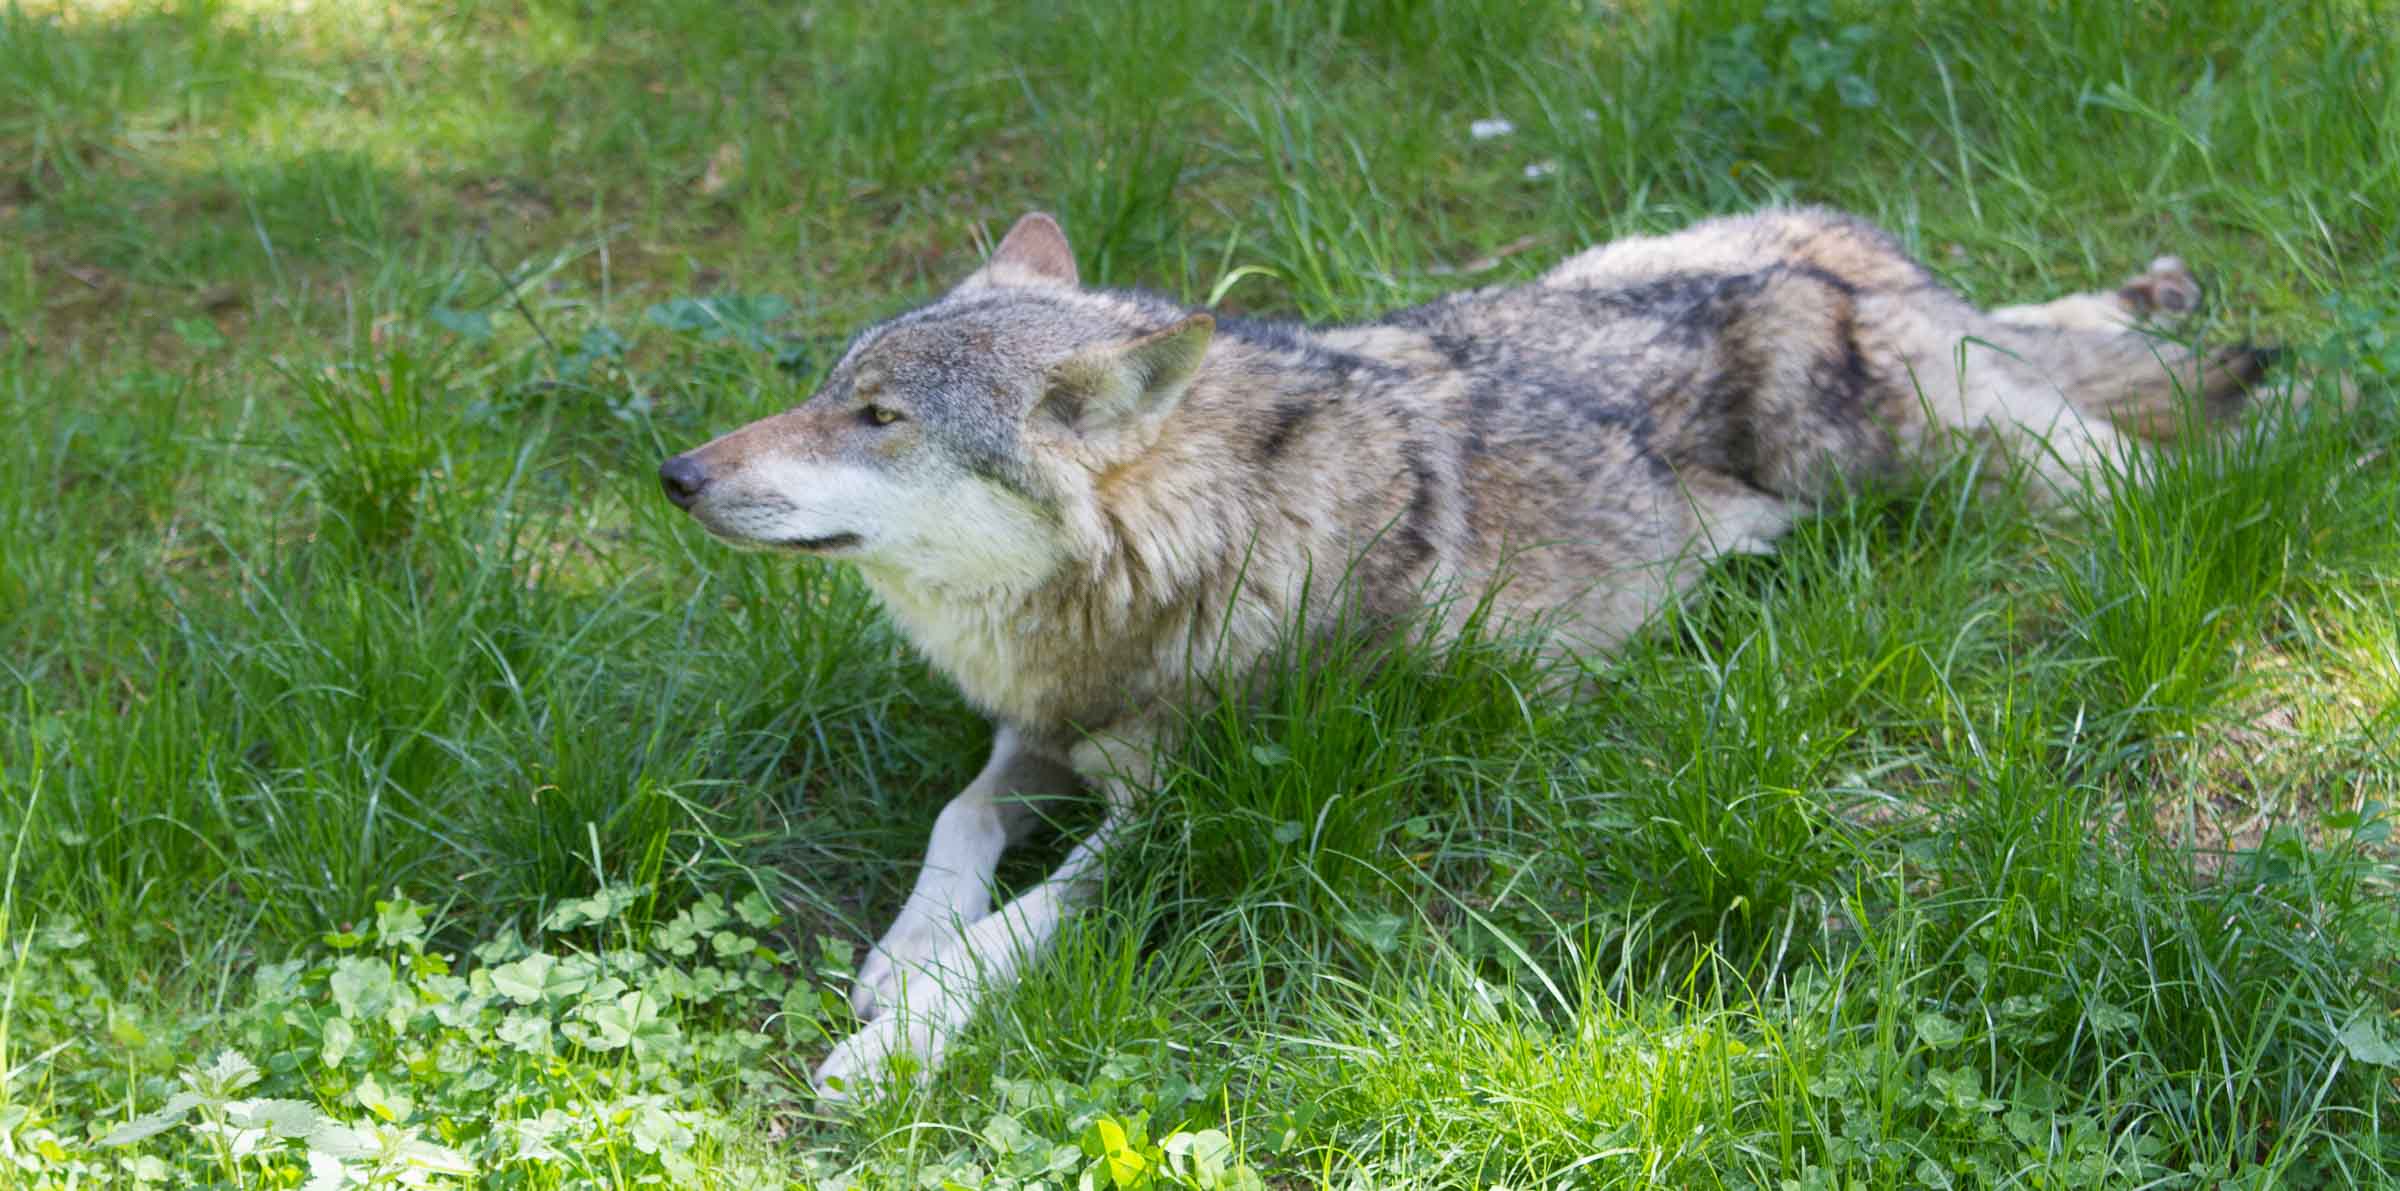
[957,212,1080,291]
[1038,314,1214,435]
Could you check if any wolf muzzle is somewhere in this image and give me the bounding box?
[658,454,710,509]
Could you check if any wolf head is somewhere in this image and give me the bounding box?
[660,214,1213,593]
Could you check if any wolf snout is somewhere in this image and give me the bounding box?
[658,454,710,509]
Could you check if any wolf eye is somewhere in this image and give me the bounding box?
[861,403,903,427]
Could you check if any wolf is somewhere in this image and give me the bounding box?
[657,207,2271,1094]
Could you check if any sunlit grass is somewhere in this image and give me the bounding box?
[1,0,2395,1185]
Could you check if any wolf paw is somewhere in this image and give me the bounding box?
[813,972,977,1100]
[2117,256,2202,324]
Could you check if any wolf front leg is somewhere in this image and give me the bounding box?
[811,735,1146,1097]
[848,727,1077,1022]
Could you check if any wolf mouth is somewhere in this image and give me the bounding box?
[776,532,862,552]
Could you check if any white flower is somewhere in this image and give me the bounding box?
[1469,117,1516,140]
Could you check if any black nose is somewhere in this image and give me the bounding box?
[658,455,710,509]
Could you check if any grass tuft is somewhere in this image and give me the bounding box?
[0,0,2393,1185]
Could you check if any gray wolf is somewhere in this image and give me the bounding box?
[657,208,2271,1094]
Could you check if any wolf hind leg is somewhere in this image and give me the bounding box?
[1881,281,2273,493]
[1982,257,2279,439]
[1914,326,2271,493]
[2038,331,2277,443]
[1993,256,2204,332]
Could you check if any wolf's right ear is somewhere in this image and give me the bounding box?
[1037,314,1213,436]
[956,212,1079,291]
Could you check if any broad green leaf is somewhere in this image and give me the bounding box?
[225,1098,325,1139]
[1339,910,1407,954]
[396,1132,474,1176]
[497,1009,553,1055]
[36,919,89,951]
[374,896,428,950]
[302,1150,353,1191]
[254,958,307,1001]
[1163,1128,1236,1180]
[2336,1012,2400,1066]
[1997,994,2051,1020]
[108,1013,149,1050]
[491,952,576,1005]
[470,930,530,966]
[1088,1117,1148,1188]
[305,1121,382,1160]
[328,957,395,1020]
[188,1049,263,1097]
[580,990,679,1058]
[355,1073,414,1124]
[733,891,781,930]
[320,1015,356,1068]
[1913,1011,1966,1050]
[2084,999,2138,1034]
[629,1102,693,1155]
[97,1092,203,1146]
[542,883,647,932]
[511,1109,574,1162]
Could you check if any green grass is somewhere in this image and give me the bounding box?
[3,0,2398,1185]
